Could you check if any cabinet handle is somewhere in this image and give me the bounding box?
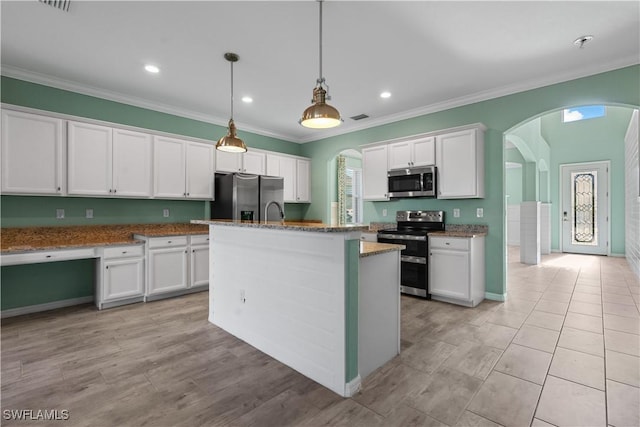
[445,242,450,245]
[106,266,109,269]
[192,250,195,253]
[57,187,61,192]
[45,255,52,258]
[109,189,112,193]
[185,250,188,254]
[186,193,190,196]
[168,240,172,244]
[113,189,117,194]
[122,251,127,254]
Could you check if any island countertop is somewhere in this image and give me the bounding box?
[360,241,405,257]
[191,219,369,233]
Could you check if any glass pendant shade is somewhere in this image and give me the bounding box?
[300,86,342,129]
[216,119,246,153]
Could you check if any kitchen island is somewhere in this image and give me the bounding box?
[192,220,403,397]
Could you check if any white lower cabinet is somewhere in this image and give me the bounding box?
[99,245,145,309]
[428,235,485,307]
[189,235,210,288]
[135,234,209,300]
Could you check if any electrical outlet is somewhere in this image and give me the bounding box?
[163,208,170,218]
[56,209,64,219]
[476,208,484,218]
[453,208,460,218]
[382,209,388,217]
[85,208,94,219]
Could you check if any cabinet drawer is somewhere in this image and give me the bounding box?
[429,237,470,251]
[148,236,188,249]
[0,248,96,266]
[103,245,144,259]
[190,235,210,246]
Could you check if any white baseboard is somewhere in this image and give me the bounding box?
[344,375,362,397]
[1,296,94,318]
[485,292,506,302]
[611,253,625,258]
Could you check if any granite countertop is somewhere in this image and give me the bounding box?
[192,219,369,233]
[360,241,405,257]
[1,223,209,254]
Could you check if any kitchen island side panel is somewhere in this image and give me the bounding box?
[209,225,351,396]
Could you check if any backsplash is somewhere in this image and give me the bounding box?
[445,224,489,234]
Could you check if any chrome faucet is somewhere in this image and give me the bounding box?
[264,201,285,223]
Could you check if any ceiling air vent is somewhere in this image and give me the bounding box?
[39,0,70,12]
[350,114,369,121]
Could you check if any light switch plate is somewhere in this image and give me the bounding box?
[476,208,484,218]
[56,209,64,219]
[382,209,388,217]
[163,208,170,218]
[453,208,460,218]
[85,209,93,219]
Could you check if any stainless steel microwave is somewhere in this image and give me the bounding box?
[387,166,437,198]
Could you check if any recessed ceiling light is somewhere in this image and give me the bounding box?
[144,64,160,74]
[241,96,253,103]
[380,91,391,99]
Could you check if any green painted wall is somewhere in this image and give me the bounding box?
[540,106,633,254]
[506,167,523,205]
[0,76,307,311]
[1,260,94,310]
[300,65,640,296]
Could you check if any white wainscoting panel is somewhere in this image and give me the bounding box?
[540,203,551,255]
[520,201,540,265]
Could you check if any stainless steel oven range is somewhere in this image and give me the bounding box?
[377,210,445,298]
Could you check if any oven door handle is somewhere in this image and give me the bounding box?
[378,234,426,241]
[401,255,427,264]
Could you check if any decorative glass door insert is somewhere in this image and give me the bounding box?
[571,171,597,245]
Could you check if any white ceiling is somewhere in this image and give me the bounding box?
[1,1,638,143]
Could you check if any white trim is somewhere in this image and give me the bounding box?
[485,292,506,302]
[359,122,486,149]
[344,375,362,397]
[5,56,638,145]
[1,296,94,318]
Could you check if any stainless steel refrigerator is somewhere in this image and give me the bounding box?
[210,173,285,222]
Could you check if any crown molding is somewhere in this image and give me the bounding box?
[296,55,640,144]
[0,65,298,143]
[3,55,638,145]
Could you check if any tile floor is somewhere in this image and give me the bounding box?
[1,247,639,426]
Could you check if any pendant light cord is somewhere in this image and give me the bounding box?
[318,0,323,86]
[230,60,234,120]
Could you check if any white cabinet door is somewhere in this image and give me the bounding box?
[148,247,188,295]
[190,245,209,287]
[68,121,112,196]
[412,136,435,166]
[435,128,484,199]
[243,151,266,175]
[362,145,389,200]
[388,141,412,169]
[112,129,152,197]
[281,157,297,202]
[104,257,144,301]
[186,142,214,199]
[429,249,470,300]
[266,153,280,177]
[153,136,186,198]
[295,159,311,202]
[215,150,242,173]
[1,110,64,195]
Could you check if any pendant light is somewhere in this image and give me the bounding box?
[216,52,247,153]
[300,0,342,129]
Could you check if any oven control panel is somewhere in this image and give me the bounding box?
[396,210,444,223]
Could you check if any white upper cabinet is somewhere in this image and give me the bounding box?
[362,145,389,201]
[216,149,266,175]
[266,153,310,203]
[388,136,435,169]
[215,149,243,173]
[154,136,214,200]
[154,136,186,198]
[295,158,311,202]
[1,110,64,195]
[185,142,214,199]
[68,122,152,197]
[243,150,266,175]
[435,128,484,199]
[68,121,113,196]
[112,129,152,197]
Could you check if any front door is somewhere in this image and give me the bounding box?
[560,161,609,255]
